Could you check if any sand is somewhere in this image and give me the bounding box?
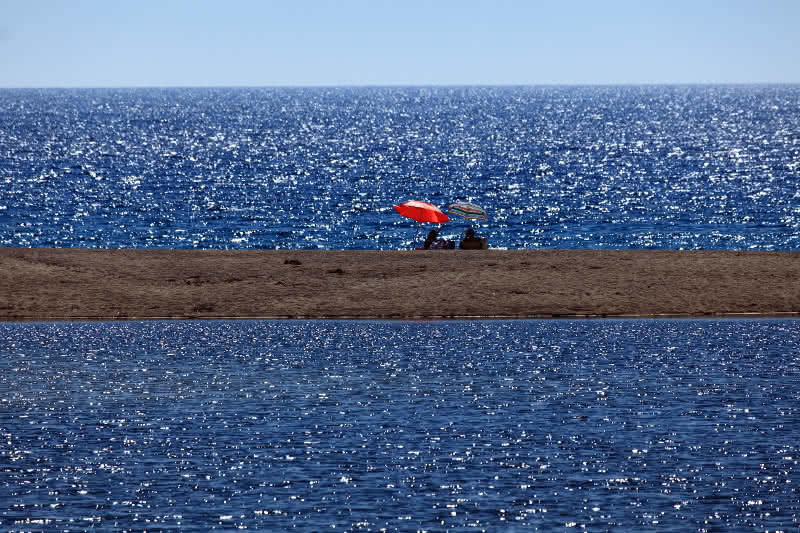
[1,248,798,320]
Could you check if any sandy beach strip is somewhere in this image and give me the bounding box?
[1,248,798,321]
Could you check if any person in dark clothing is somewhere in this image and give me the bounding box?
[423,229,439,249]
[459,226,487,249]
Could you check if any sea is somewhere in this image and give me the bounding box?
[1,85,798,250]
[1,86,800,531]
[0,319,798,531]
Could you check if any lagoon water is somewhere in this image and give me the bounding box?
[1,319,799,531]
[1,86,799,251]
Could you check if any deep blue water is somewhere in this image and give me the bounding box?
[1,86,799,250]
[1,319,799,531]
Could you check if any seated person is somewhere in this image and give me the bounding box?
[422,229,454,249]
[423,229,438,249]
[459,227,488,249]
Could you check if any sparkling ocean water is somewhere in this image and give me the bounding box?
[1,86,798,250]
[2,87,799,531]
[2,319,799,531]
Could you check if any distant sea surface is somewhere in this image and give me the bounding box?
[1,85,798,250]
[2,319,799,531]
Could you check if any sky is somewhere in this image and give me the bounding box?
[1,0,799,87]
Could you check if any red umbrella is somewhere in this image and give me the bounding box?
[393,200,450,223]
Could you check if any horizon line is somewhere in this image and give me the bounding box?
[2,82,799,90]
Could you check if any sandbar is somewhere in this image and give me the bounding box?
[1,248,798,320]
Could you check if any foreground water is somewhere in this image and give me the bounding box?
[1,319,798,531]
[1,86,799,250]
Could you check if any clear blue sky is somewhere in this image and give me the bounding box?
[2,0,798,87]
